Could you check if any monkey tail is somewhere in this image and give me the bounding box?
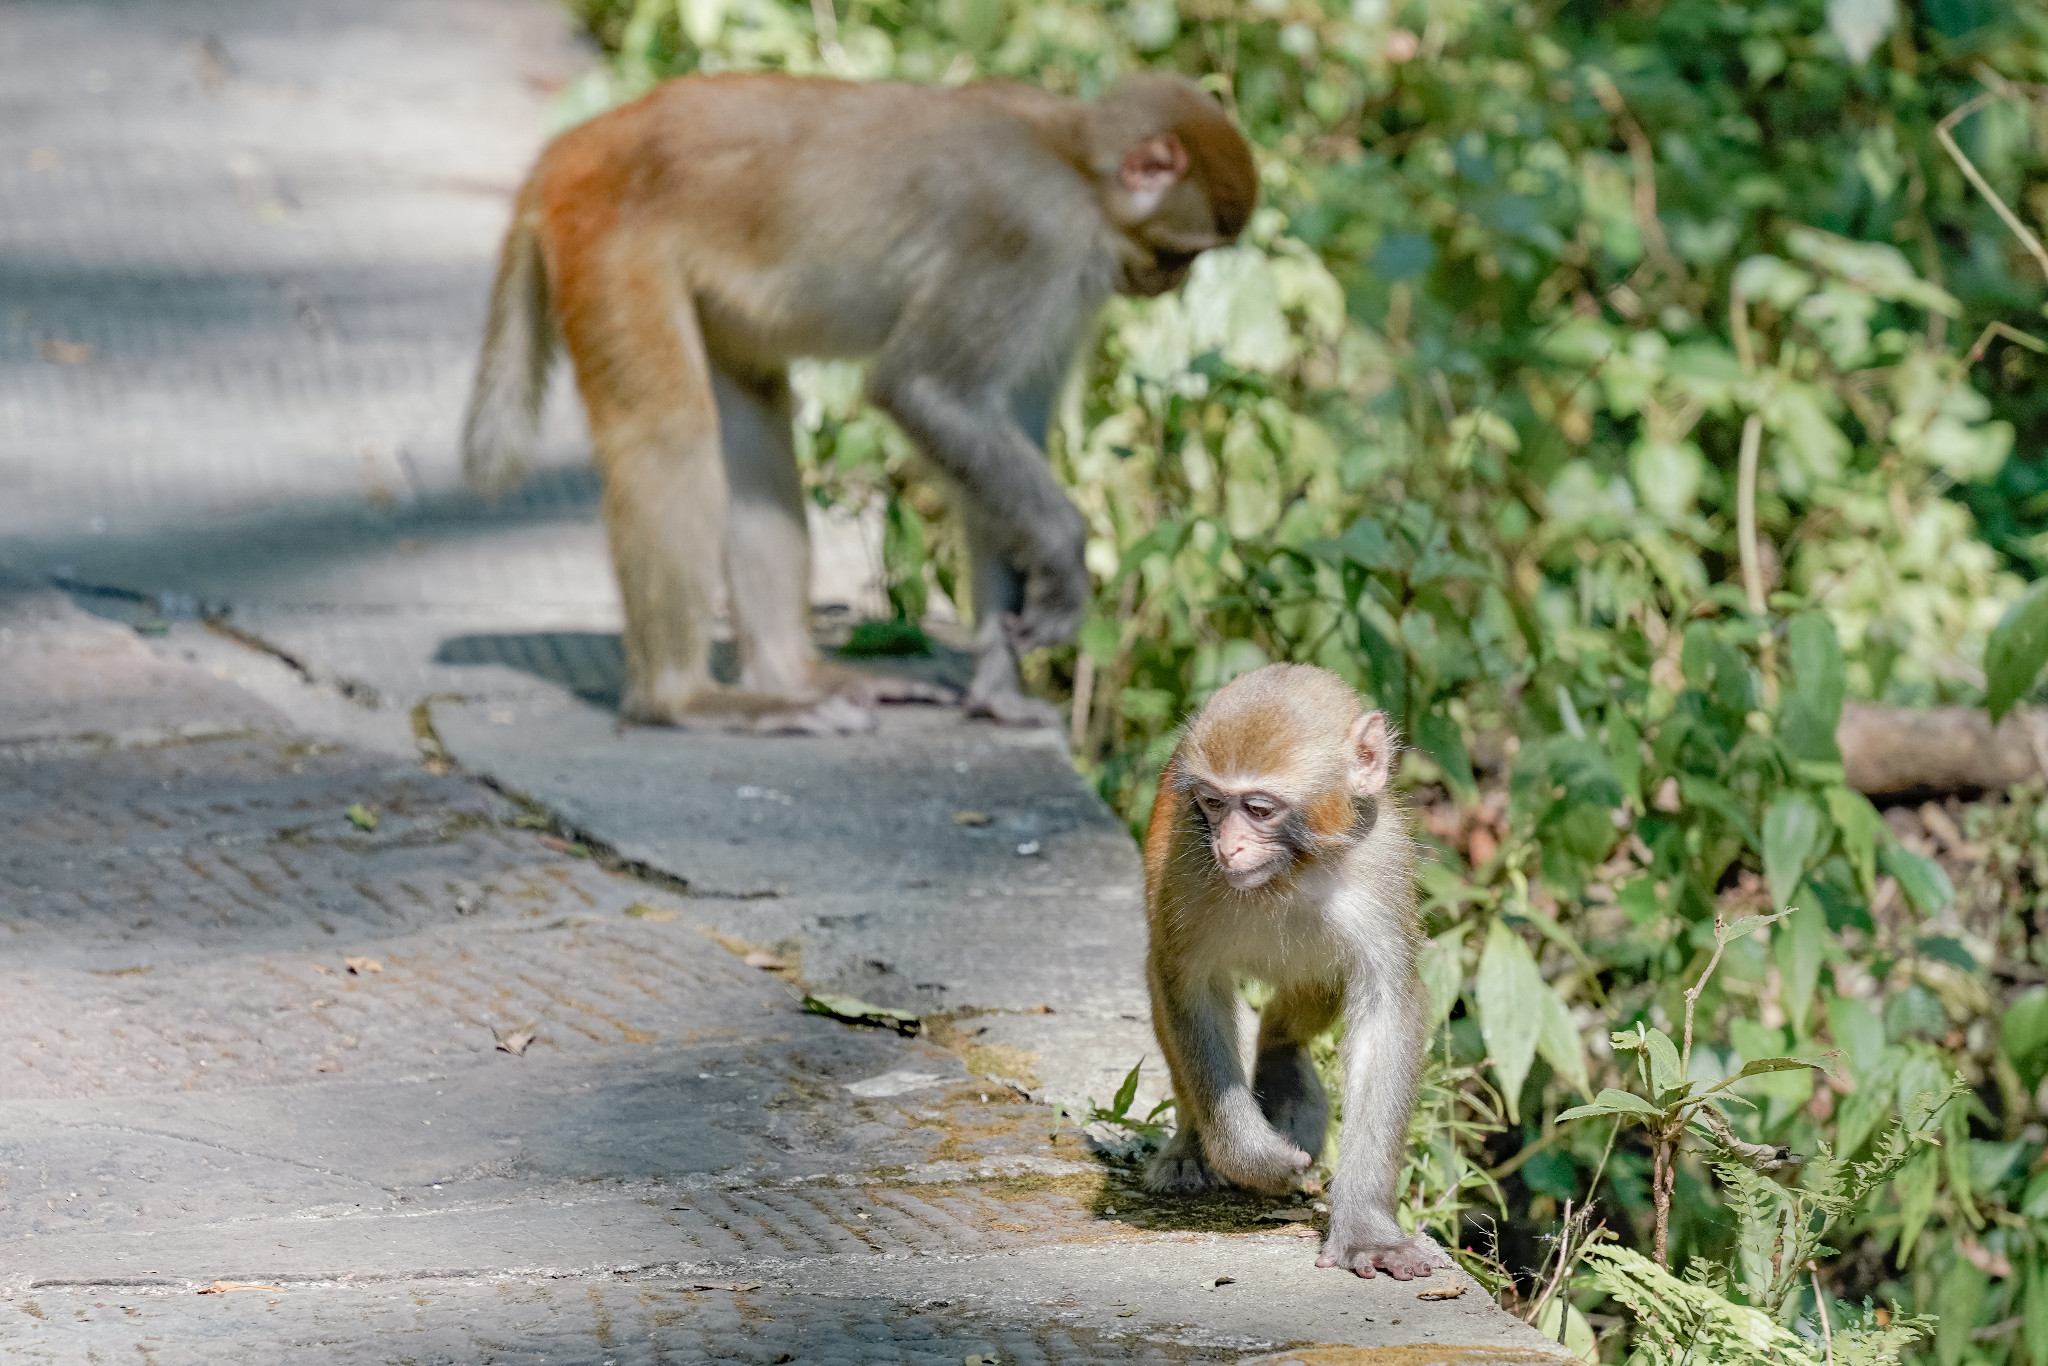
[461,181,554,498]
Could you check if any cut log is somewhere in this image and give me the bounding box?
[1837,703,2048,796]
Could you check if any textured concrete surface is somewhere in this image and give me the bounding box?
[0,0,1571,1359]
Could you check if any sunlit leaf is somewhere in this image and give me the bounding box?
[1985,577,2048,722]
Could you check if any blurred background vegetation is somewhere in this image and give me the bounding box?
[553,0,2048,1360]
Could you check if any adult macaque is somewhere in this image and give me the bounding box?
[463,73,1255,731]
[1141,663,1447,1281]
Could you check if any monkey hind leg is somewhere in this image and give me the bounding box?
[1253,1042,1330,1162]
[1142,1125,1226,1195]
[558,244,730,724]
[1253,981,1341,1162]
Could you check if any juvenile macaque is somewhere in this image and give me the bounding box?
[1141,663,1446,1280]
[463,73,1255,731]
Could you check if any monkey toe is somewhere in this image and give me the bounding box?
[1320,1233,1448,1282]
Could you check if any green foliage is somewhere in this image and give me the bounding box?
[561,0,2048,1357]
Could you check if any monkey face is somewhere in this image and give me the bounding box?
[1193,784,1295,890]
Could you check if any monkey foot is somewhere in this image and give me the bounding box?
[1316,1232,1450,1281]
[814,663,959,708]
[743,695,878,735]
[965,687,1062,729]
[621,688,878,735]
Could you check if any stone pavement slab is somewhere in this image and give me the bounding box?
[0,0,1574,1355]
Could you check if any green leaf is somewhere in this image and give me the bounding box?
[1882,839,1954,915]
[1699,1054,1833,1098]
[1419,928,1467,1026]
[1536,983,1591,1102]
[2004,986,2048,1090]
[1557,1088,1667,1123]
[1110,1059,1143,1121]
[1644,1028,1684,1099]
[1774,902,1828,1038]
[1534,1297,1600,1364]
[1477,920,1548,1122]
[1824,786,1884,895]
[1985,576,2048,722]
[1826,995,1886,1078]
[1778,614,1846,761]
[802,994,921,1035]
[1415,709,1477,799]
[1762,794,1826,912]
[344,803,378,832]
[1679,775,1760,848]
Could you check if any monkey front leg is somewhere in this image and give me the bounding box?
[868,371,1090,662]
[1317,981,1448,1281]
[1144,971,1313,1196]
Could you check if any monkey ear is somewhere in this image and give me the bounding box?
[1346,710,1394,798]
[1118,134,1189,215]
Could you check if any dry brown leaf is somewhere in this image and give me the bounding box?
[687,1280,762,1292]
[1415,1281,1465,1300]
[951,810,992,826]
[38,339,94,365]
[742,950,787,970]
[343,957,381,975]
[494,1022,537,1056]
[198,1281,284,1295]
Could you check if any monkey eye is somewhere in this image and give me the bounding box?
[1244,798,1280,822]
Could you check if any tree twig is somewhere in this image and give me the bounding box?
[1810,1262,1834,1366]
[1934,83,2048,284]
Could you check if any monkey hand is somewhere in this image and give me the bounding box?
[1005,510,1090,656]
[1315,1227,1450,1282]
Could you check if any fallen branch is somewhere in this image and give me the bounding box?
[1837,703,2048,795]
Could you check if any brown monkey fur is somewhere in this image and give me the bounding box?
[463,73,1255,732]
[1142,663,1448,1281]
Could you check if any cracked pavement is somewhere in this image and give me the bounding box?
[0,1,1572,1361]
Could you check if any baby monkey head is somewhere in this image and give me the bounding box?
[1175,664,1394,892]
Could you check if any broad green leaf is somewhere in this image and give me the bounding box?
[1774,902,1828,1038]
[2026,1260,2048,1366]
[2022,1169,2048,1220]
[1762,794,1827,912]
[802,994,921,1035]
[1416,709,1477,799]
[1536,983,1590,1101]
[1477,920,1547,1122]
[1985,576,2048,722]
[1557,1088,1666,1123]
[1679,775,1760,847]
[1882,839,1954,915]
[1895,1148,1940,1267]
[1779,613,1847,761]
[1534,1297,1600,1364]
[1827,995,1886,1077]
[2004,986,2048,1089]
[1644,1028,1684,1099]
[1824,786,1884,895]
[1419,929,1467,1026]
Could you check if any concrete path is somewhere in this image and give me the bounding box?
[0,1,1572,1361]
